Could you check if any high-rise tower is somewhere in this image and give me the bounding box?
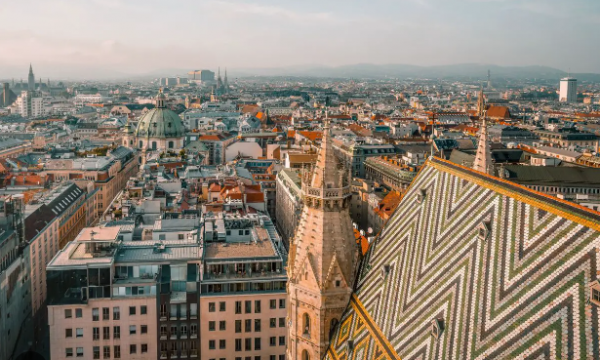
[28,64,35,92]
[287,119,358,360]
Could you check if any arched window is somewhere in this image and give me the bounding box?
[152,141,157,150]
[168,141,174,149]
[302,350,310,360]
[138,141,143,148]
[302,313,310,336]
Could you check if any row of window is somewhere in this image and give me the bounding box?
[64,306,147,320]
[65,325,148,339]
[160,324,198,337]
[209,299,285,314]
[65,344,145,358]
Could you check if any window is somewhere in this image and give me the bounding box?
[92,308,99,321]
[302,350,309,360]
[76,348,84,357]
[279,318,285,328]
[279,299,285,309]
[103,327,110,340]
[219,302,226,312]
[141,325,147,334]
[235,320,242,333]
[103,346,110,359]
[255,319,261,332]
[269,299,276,309]
[76,328,83,338]
[270,336,276,346]
[141,306,147,315]
[66,348,73,357]
[219,339,226,349]
[76,309,82,318]
[66,328,73,338]
[129,306,136,315]
[219,321,226,331]
[129,325,136,335]
[190,324,198,337]
[235,338,242,351]
[114,346,120,359]
[303,313,310,336]
[65,309,72,318]
[93,327,100,340]
[254,338,261,351]
[245,338,252,351]
[245,319,252,332]
[279,336,285,346]
[235,301,242,314]
[255,300,261,313]
[130,345,136,354]
[270,356,276,360]
[181,325,188,337]
[113,307,120,320]
[593,288,600,304]
[190,303,198,318]
[113,326,120,339]
[209,321,216,331]
[279,356,285,360]
[209,302,216,312]
[160,325,167,337]
[171,325,177,336]
[168,141,174,149]
[141,344,148,353]
[209,340,216,350]
[103,307,109,320]
[245,301,252,313]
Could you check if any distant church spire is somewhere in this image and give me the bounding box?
[28,64,35,92]
[156,88,166,108]
[473,109,493,175]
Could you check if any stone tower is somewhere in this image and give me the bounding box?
[287,119,358,360]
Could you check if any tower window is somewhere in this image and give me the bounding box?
[302,350,310,360]
[302,313,310,336]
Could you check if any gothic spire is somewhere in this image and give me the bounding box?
[473,109,493,175]
[310,112,341,188]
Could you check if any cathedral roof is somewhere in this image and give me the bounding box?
[135,90,186,139]
[326,156,600,360]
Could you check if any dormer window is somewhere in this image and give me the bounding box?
[417,189,426,204]
[590,280,600,306]
[431,319,444,340]
[478,221,491,241]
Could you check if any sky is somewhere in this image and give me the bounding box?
[0,0,599,79]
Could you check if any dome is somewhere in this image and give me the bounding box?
[135,90,186,139]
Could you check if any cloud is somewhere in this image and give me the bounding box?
[203,1,334,22]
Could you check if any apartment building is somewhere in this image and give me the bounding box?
[0,194,31,360]
[42,147,138,217]
[47,224,201,360]
[275,169,302,249]
[201,204,287,360]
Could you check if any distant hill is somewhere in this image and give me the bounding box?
[233,63,600,82]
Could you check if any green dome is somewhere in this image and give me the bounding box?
[135,90,186,139]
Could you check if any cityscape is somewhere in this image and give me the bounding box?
[2,1,600,360]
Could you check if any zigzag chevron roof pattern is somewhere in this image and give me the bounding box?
[326,157,600,360]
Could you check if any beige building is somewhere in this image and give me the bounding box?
[42,147,138,218]
[201,204,288,360]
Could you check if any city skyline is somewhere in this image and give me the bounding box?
[1,0,599,79]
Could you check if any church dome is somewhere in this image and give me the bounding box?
[135,90,186,139]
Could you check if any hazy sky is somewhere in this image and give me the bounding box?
[1,0,599,78]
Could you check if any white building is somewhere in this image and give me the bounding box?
[559,77,577,103]
[11,90,45,118]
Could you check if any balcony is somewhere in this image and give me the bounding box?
[190,350,198,358]
[170,351,178,359]
[160,333,167,340]
[190,333,197,339]
[160,352,167,359]
[180,351,188,359]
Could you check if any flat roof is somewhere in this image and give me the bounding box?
[204,237,277,262]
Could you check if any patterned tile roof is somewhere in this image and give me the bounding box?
[326,156,600,360]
